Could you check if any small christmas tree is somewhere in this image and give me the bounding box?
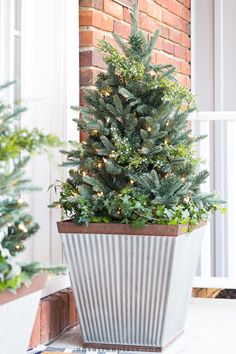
[54,6,224,228]
[0,82,62,292]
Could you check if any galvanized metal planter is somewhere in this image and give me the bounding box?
[58,221,205,352]
[0,274,47,354]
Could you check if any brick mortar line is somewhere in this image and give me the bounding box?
[79,6,190,26]
[140,2,190,22]
[80,65,106,71]
[161,9,190,22]
[79,25,190,37]
[160,37,191,49]
[79,2,191,21]
[81,85,96,90]
[80,65,190,78]
[79,33,190,50]
[79,46,189,60]
[79,21,190,40]
[80,47,98,52]
[79,52,188,65]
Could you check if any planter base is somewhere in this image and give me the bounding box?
[84,331,184,352]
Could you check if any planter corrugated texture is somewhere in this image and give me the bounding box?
[0,274,47,354]
[58,221,205,351]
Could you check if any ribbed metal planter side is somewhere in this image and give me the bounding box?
[61,227,204,350]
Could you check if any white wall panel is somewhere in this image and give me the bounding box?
[20,0,79,266]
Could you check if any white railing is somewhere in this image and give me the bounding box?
[190,111,236,288]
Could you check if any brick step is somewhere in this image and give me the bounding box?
[29,288,78,349]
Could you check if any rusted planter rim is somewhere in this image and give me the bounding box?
[0,273,47,306]
[57,220,205,237]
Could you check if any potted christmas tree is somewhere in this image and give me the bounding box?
[55,7,224,351]
[0,83,63,354]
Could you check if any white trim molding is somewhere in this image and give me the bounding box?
[189,111,236,121]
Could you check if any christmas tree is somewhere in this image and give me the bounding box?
[0,82,62,292]
[54,6,224,228]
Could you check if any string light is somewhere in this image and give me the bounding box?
[92,129,98,135]
[18,223,28,233]
[166,121,169,127]
[54,204,61,208]
[97,191,104,197]
[82,171,87,176]
[129,179,135,185]
[184,196,190,204]
[180,177,186,182]
[103,158,107,163]
[17,198,24,205]
[164,138,168,145]
[109,151,116,158]
[147,127,152,132]
[15,244,21,250]
[97,162,103,168]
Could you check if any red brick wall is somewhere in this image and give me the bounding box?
[80,0,191,107]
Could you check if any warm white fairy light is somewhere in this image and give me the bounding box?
[129,179,135,185]
[109,151,116,158]
[147,127,152,132]
[164,138,168,145]
[17,198,24,205]
[97,162,103,168]
[97,191,104,197]
[184,196,190,203]
[18,223,28,233]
